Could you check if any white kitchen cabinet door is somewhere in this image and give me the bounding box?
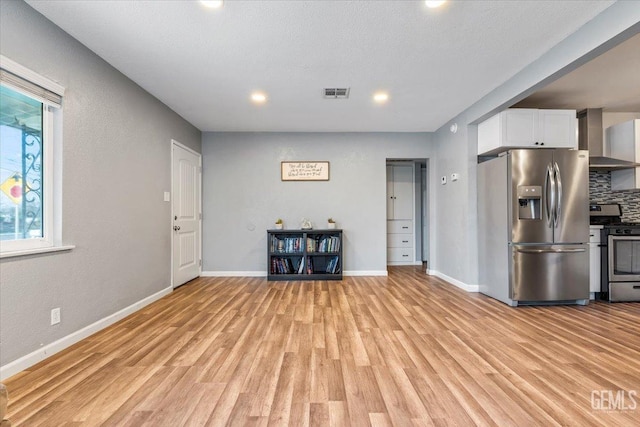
[387,165,414,220]
[478,109,577,155]
[538,109,578,148]
[503,109,539,147]
[609,120,640,191]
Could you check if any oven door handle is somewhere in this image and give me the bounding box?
[516,248,586,254]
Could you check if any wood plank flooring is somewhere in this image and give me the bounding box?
[4,266,640,426]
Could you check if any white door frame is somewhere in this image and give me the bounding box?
[170,139,202,288]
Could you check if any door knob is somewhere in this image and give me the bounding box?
[173,225,181,231]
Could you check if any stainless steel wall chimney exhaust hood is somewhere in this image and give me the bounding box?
[578,108,640,171]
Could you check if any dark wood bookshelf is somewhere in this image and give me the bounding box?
[267,229,343,281]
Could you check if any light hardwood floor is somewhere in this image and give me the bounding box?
[5,266,640,426]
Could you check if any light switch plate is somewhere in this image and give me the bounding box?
[164,192,171,202]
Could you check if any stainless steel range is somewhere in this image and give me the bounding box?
[590,204,640,302]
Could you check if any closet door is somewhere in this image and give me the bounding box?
[391,165,413,220]
[387,165,395,219]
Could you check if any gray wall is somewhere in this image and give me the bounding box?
[0,1,201,366]
[431,116,479,286]
[202,132,433,273]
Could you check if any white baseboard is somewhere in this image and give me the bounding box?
[344,270,388,276]
[0,286,172,381]
[427,269,479,293]
[387,261,423,266]
[201,271,266,277]
[201,270,389,277]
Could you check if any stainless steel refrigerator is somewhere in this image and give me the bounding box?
[478,149,590,306]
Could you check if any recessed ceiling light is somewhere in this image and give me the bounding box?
[425,0,446,8]
[201,0,223,9]
[373,92,389,103]
[251,92,267,103]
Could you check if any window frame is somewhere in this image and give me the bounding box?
[0,55,70,257]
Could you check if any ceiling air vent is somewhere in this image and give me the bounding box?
[323,88,350,99]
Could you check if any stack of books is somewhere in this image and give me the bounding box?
[271,236,303,253]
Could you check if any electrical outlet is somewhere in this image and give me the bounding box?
[51,307,61,325]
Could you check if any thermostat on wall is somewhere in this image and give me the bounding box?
[441,176,447,185]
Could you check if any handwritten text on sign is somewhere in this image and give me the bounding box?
[281,161,330,181]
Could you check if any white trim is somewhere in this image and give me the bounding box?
[0,100,64,255]
[344,270,388,276]
[170,140,202,288]
[0,54,65,96]
[387,261,422,266]
[427,269,480,292]
[0,286,172,381]
[172,139,200,157]
[200,270,389,277]
[201,271,266,277]
[0,244,74,259]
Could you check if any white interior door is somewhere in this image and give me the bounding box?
[172,141,201,288]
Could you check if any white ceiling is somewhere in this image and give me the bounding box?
[25,0,616,132]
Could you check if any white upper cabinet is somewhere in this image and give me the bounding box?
[609,119,640,191]
[478,109,577,156]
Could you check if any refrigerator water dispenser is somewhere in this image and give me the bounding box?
[517,186,541,220]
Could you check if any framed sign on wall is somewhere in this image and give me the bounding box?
[281,161,330,181]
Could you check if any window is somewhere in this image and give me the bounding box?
[0,56,65,256]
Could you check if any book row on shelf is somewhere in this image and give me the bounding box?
[270,236,303,253]
[270,235,341,253]
[307,236,341,253]
[271,256,340,275]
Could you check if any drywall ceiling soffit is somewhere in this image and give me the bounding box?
[25,0,615,132]
[515,32,640,112]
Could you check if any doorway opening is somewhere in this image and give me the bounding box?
[386,159,429,267]
[171,140,202,288]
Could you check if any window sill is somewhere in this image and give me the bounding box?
[0,245,75,259]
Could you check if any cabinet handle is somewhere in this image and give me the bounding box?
[402,240,409,243]
[402,255,409,257]
[402,226,409,229]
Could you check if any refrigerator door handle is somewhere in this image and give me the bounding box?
[516,248,586,254]
[545,164,555,228]
[554,162,562,228]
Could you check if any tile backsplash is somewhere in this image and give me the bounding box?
[590,171,640,221]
